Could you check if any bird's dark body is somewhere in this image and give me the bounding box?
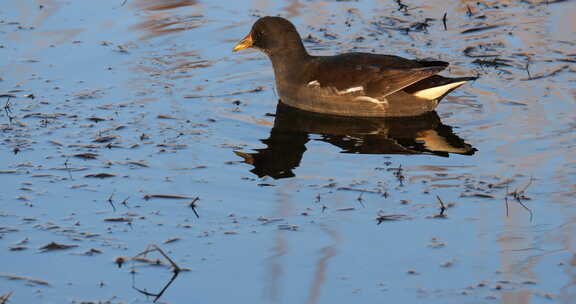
[234,17,476,117]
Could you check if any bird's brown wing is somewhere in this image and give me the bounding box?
[308,53,448,97]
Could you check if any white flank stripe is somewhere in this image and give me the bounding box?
[307,80,320,87]
[338,86,364,95]
[354,96,388,106]
[412,81,468,100]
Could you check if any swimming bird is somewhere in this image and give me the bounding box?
[233,16,476,117]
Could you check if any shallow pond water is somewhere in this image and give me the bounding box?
[0,0,575,303]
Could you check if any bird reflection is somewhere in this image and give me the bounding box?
[235,103,476,179]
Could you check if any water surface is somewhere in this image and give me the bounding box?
[0,0,575,303]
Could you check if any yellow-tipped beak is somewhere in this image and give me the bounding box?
[233,33,253,52]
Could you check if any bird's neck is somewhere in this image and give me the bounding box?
[268,48,311,83]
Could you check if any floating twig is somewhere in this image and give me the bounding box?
[73,153,98,160]
[104,217,132,222]
[0,274,50,286]
[85,173,116,178]
[376,214,407,224]
[39,241,78,252]
[143,194,195,200]
[184,86,263,99]
[135,245,180,272]
[461,24,502,34]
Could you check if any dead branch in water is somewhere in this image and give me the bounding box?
[505,177,534,221]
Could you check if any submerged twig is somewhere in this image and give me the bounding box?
[131,244,182,303]
[436,195,447,217]
[189,197,200,218]
[410,19,432,33]
[505,177,534,221]
[395,0,408,12]
[510,177,534,200]
[392,164,405,186]
[64,158,73,180]
[0,292,13,304]
[4,96,13,115]
[521,65,569,81]
[525,60,532,80]
[134,245,181,274]
[472,58,513,68]
[107,190,117,212]
[505,182,510,217]
[514,198,533,222]
[4,96,14,127]
[356,193,365,208]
